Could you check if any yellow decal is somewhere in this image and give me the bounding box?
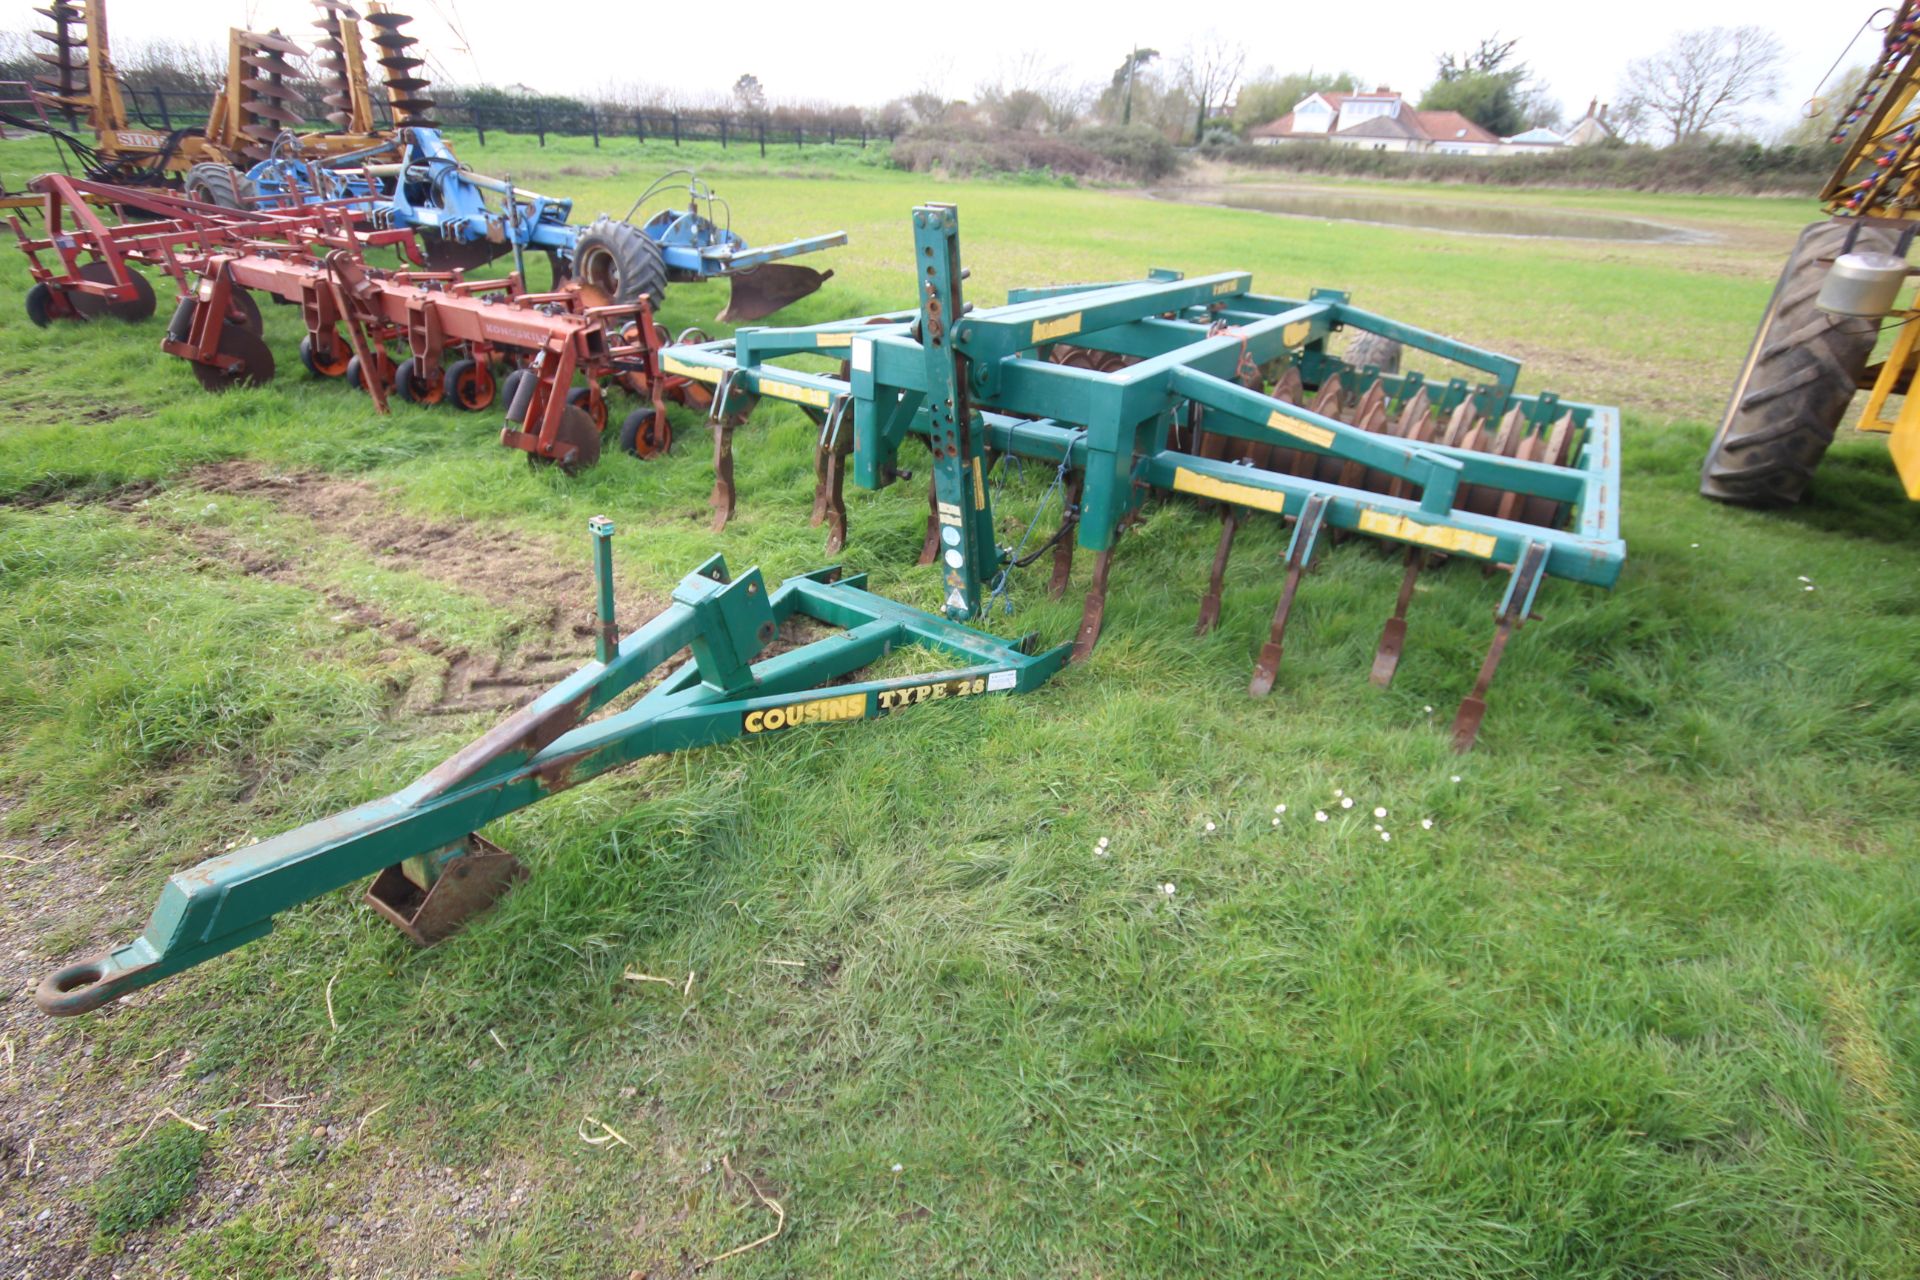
[876,675,990,711]
[1357,510,1498,558]
[757,377,832,409]
[1032,313,1082,343]
[1213,279,1238,296]
[744,692,866,733]
[661,355,721,384]
[972,455,986,508]
[815,332,853,348]
[1282,320,1312,347]
[1170,466,1289,515]
[1265,411,1334,448]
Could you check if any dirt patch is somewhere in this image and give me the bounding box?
[1,477,160,512]
[177,461,665,716]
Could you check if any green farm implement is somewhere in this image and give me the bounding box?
[663,204,1625,751]
[37,524,1067,1016]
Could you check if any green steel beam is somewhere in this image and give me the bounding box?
[37,536,1069,1017]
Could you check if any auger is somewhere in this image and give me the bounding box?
[662,204,1626,750]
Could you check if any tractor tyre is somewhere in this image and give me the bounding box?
[26,282,58,328]
[619,406,671,458]
[183,162,256,212]
[1702,219,1904,506]
[570,217,668,309]
[1346,331,1403,374]
[443,358,496,411]
[394,357,445,406]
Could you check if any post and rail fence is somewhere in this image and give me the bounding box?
[116,87,900,156]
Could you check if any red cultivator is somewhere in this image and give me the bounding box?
[163,240,707,468]
[10,172,705,469]
[8,172,411,326]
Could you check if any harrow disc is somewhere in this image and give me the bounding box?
[70,261,155,322]
[528,406,603,474]
[191,324,276,393]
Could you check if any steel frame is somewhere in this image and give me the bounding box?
[8,172,407,318]
[38,530,1069,1016]
[663,204,1625,748]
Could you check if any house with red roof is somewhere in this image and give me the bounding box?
[1248,88,1506,156]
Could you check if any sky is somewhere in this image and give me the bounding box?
[0,0,1852,138]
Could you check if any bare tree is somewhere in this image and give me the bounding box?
[906,60,956,127]
[1617,26,1784,144]
[976,51,1075,132]
[1177,32,1247,142]
[733,74,767,116]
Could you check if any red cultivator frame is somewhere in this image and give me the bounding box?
[8,172,413,326]
[9,172,705,469]
[163,241,707,468]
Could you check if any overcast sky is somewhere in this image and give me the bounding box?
[0,0,1848,137]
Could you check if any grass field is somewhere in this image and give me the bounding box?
[4,131,1920,1277]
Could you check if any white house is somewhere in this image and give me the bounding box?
[1248,89,1505,156]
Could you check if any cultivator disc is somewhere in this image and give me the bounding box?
[30,1,88,126]
[367,7,435,126]
[234,30,308,163]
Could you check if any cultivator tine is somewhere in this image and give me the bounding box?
[816,394,853,553]
[918,476,941,566]
[1048,469,1082,599]
[1248,493,1330,697]
[1451,540,1549,752]
[1072,547,1115,662]
[707,369,738,532]
[1370,547,1426,687]
[1196,507,1239,636]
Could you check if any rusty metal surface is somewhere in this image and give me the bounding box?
[363,835,527,946]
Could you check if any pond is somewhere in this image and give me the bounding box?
[1160,185,1705,244]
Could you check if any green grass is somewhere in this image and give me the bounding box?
[88,1120,209,1248]
[5,131,1920,1276]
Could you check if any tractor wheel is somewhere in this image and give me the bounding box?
[619,406,672,458]
[394,357,445,406]
[184,162,256,211]
[346,352,394,395]
[298,332,352,378]
[1346,331,1402,374]
[570,217,668,309]
[176,289,262,340]
[25,282,64,327]
[190,323,275,392]
[443,358,496,411]
[1702,219,1904,506]
[567,384,606,431]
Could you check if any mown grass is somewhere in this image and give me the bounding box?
[3,131,1920,1275]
